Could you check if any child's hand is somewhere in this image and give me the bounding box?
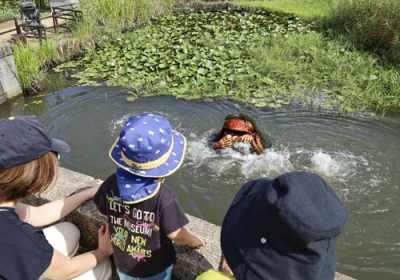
[98,224,113,256]
[189,233,205,249]
[220,135,233,148]
[240,134,252,144]
[168,227,205,248]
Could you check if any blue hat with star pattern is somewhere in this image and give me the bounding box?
[109,113,186,178]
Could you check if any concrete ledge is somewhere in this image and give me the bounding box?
[23,167,355,280]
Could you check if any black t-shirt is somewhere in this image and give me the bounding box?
[94,173,189,278]
[0,207,53,280]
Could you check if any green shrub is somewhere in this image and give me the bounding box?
[0,0,21,21]
[323,0,400,65]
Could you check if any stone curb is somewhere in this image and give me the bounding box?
[23,167,355,280]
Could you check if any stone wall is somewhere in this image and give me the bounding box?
[23,167,355,280]
[0,42,22,104]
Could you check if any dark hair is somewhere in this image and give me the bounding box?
[0,152,59,203]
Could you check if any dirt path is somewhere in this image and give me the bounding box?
[0,14,66,44]
[0,18,20,42]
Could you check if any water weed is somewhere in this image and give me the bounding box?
[55,9,315,108]
[54,6,399,115]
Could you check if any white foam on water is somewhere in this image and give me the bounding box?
[309,151,348,177]
[109,114,131,137]
[186,134,295,180]
[109,124,385,202]
[185,133,380,197]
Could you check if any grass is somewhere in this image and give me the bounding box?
[233,0,332,20]
[75,0,177,39]
[322,0,400,65]
[235,0,400,65]
[11,43,45,93]
[231,0,400,113]
[248,33,400,114]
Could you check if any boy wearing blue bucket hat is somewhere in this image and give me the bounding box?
[197,171,348,280]
[94,113,205,280]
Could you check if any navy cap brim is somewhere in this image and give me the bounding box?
[51,138,70,153]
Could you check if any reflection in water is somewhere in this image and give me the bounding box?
[1,85,400,280]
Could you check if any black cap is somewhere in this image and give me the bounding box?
[0,115,70,168]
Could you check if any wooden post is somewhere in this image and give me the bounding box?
[52,12,58,33]
[13,17,22,35]
[37,18,43,38]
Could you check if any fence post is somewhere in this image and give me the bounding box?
[14,17,22,34]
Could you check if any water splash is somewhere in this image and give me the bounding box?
[185,132,372,184]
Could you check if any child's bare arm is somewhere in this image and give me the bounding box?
[168,227,205,248]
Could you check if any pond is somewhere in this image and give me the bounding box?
[1,80,400,280]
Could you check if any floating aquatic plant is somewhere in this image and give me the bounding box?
[54,9,315,109]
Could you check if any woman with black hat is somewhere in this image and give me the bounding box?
[0,115,112,280]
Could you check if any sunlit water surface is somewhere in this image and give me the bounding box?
[1,85,400,280]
